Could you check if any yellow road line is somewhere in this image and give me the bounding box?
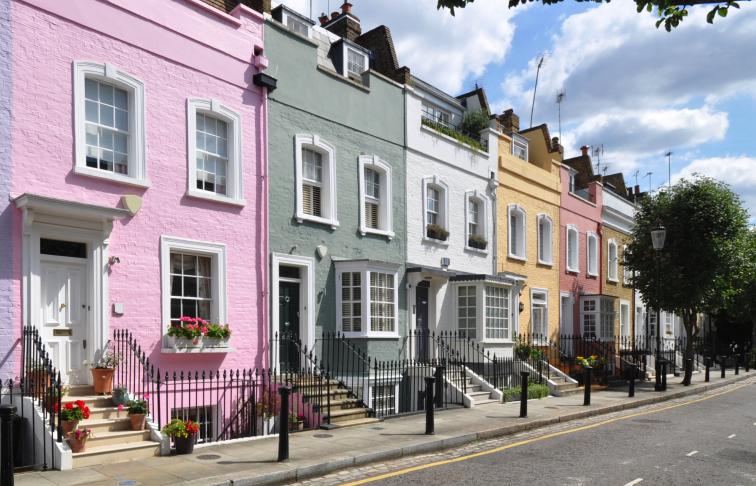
[343,381,753,485]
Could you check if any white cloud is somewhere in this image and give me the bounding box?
[674,156,756,221]
[497,2,756,157]
[277,0,522,94]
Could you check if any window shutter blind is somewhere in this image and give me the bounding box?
[303,184,322,217]
[366,202,379,229]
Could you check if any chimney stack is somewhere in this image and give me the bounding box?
[580,145,589,157]
[551,136,563,154]
[498,109,520,134]
[323,3,362,41]
[634,184,640,194]
[245,0,271,14]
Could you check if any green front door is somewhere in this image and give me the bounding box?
[279,281,300,373]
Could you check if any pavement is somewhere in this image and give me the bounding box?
[16,369,755,486]
[338,372,756,486]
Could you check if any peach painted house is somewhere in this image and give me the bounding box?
[2,0,271,382]
[559,146,612,340]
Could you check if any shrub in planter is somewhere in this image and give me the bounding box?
[58,400,90,435]
[575,355,606,369]
[127,397,149,430]
[502,383,550,402]
[162,419,200,455]
[90,348,120,395]
[288,413,305,432]
[112,387,130,406]
[203,323,232,348]
[66,428,92,453]
[426,223,449,241]
[468,234,488,250]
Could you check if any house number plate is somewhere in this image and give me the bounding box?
[53,328,73,336]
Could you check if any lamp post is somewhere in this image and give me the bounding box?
[651,224,667,391]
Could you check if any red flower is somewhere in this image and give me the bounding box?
[75,400,85,408]
[64,403,74,410]
[82,407,90,420]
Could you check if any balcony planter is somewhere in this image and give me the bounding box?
[426,224,449,242]
[202,337,230,349]
[468,235,488,250]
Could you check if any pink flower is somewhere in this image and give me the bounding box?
[117,404,124,412]
[179,316,196,324]
[143,393,150,400]
[201,327,208,334]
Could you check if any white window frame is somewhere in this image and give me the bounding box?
[566,225,579,273]
[512,134,528,161]
[335,262,400,339]
[160,236,227,348]
[620,300,630,338]
[358,155,394,239]
[73,61,147,187]
[536,214,553,265]
[295,134,338,228]
[186,98,244,206]
[282,10,311,38]
[607,238,619,282]
[580,296,615,341]
[484,285,511,342]
[622,245,631,285]
[568,169,577,194]
[422,176,449,243]
[456,285,478,340]
[663,312,674,336]
[587,232,599,277]
[530,288,549,338]
[343,44,369,79]
[464,191,489,253]
[507,204,527,261]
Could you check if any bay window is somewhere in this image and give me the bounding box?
[336,262,399,338]
[457,286,477,339]
[485,285,510,341]
[580,296,615,340]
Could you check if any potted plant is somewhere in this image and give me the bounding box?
[167,316,206,349]
[288,413,305,432]
[575,355,606,369]
[162,418,200,455]
[426,223,449,241]
[203,323,231,349]
[255,389,281,434]
[514,335,534,361]
[90,347,120,395]
[127,397,149,430]
[112,386,131,406]
[66,427,92,453]
[58,400,90,436]
[468,234,488,250]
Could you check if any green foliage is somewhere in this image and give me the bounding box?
[421,118,485,152]
[426,223,450,241]
[436,0,741,30]
[127,399,149,415]
[502,383,550,402]
[460,110,490,138]
[468,234,488,250]
[514,335,544,361]
[162,418,200,439]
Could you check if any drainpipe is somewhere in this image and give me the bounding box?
[597,223,603,296]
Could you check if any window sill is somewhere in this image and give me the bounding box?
[74,165,150,188]
[508,254,527,262]
[161,346,235,354]
[340,332,400,340]
[587,273,599,279]
[296,213,340,229]
[566,268,580,275]
[607,278,619,284]
[464,246,488,256]
[186,189,246,207]
[479,339,513,345]
[422,237,449,248]
[537,260,553,267]
[360,227,395,240]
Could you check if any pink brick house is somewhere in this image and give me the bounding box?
[559,146,611,340]
[2,0,270,382]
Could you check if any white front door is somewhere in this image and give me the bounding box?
[40,257,89,384]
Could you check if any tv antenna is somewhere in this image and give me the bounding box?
[633,170,640,188]
[529,53,547,128]
[556,89,566,141]
[592,144,604,173]
[664,151,673,188]
[643,171,653,193]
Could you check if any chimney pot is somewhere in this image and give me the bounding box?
[341,2,353,14]
[634,184,640,194]
[627,188,633,197]
[331,11,339,20]
[580,145,589,157]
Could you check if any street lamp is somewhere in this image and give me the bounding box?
[651,224,666,391]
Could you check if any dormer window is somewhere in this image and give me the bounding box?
[569,171,577,193]
[512,135,528,161]
[272,5,314,38]
[287,16,310,37]
[331,40,370,81]
[347,47,367,78]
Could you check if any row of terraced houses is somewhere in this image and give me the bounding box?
[0,0,693,469]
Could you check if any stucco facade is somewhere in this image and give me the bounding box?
[497,123,562,341]
[264,11,407,362]
[5,0,268,380]
[0,0,12,378]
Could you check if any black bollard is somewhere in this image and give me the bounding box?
[425,376,435,435]
[519,371,529,418]
[628,365,636,398]
[661,361,668,391]
[685,358,693,386]
[705,357,711,382]
[720,356,726,378]
[735,355,739,375]
[0,404,16,486]
[583,367,592,406]
[434,366,445,409]
[746,353,750,373]
[277,386,290,462]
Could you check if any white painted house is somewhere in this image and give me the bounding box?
[404,79,518,358]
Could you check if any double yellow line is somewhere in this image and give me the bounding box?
[343,381,753,485]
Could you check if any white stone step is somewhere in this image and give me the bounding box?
[72,440,159,468]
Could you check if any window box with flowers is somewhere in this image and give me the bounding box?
[468,234,488,250]
[165,317,232,353]
[426,223,449,241]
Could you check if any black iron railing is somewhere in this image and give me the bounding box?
[0,327,64,471]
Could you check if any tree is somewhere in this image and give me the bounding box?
[436,1,743,32]
[718,229,756,353]
[624,176,750,385]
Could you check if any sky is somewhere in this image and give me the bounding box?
[277,0,756,223]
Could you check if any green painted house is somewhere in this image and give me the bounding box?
[264,3,410,371]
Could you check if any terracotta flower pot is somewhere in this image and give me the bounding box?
[67,435,88,453]
[129,413,146,431]
[61,420,79,436]
[91,368,115,395]
[174,435,196,455]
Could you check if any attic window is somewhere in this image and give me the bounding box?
[512,135,528,161]
[346,47,367,78]
[287,16,310,37]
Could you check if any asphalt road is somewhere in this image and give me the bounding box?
[358,382,756,486]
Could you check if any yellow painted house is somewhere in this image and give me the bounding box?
[496,110,563,340]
